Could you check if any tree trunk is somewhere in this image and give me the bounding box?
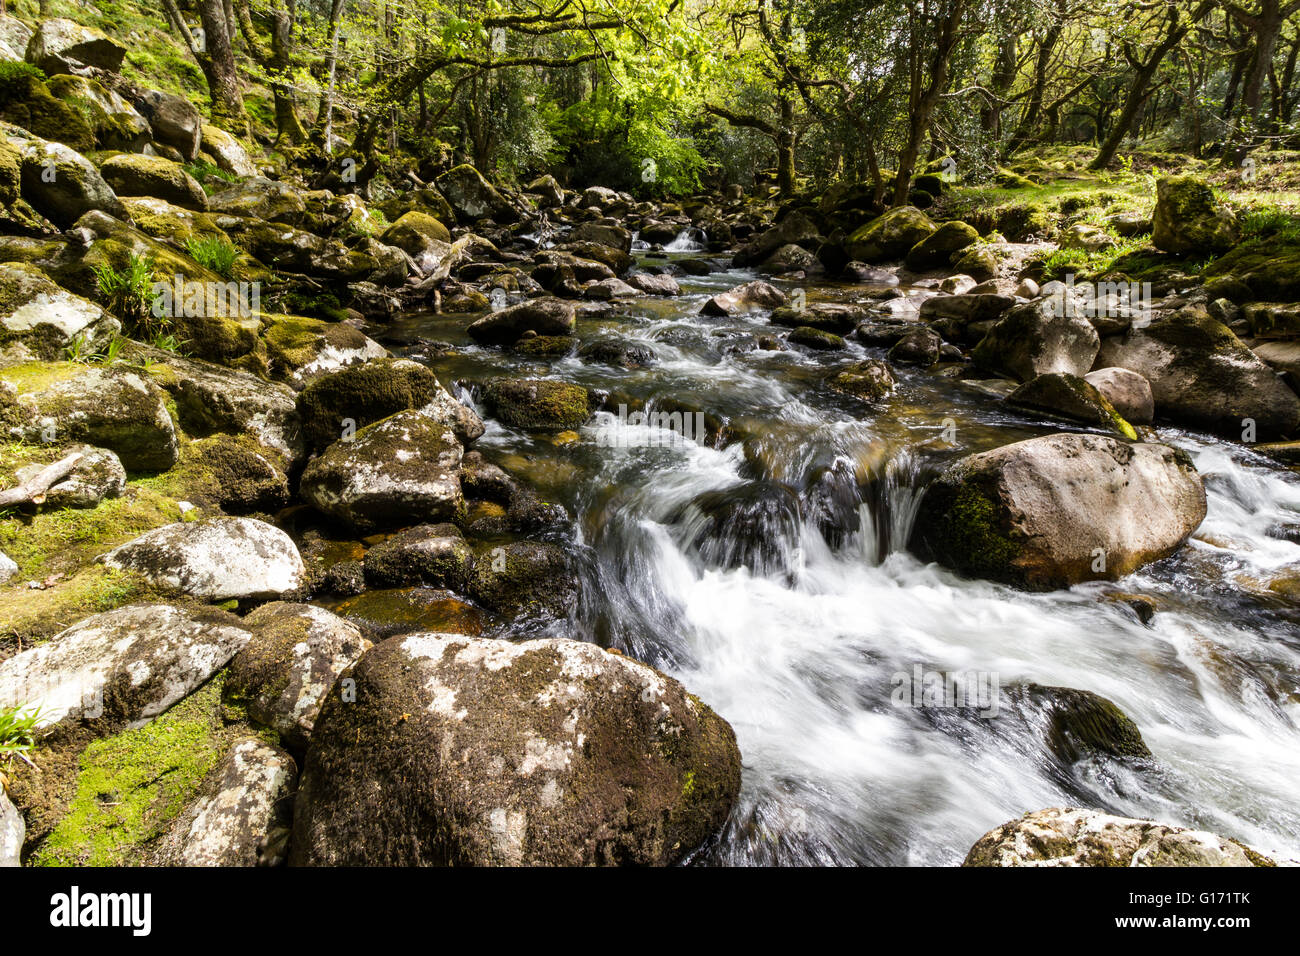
[197,0,248,134]
[894,0,966,205]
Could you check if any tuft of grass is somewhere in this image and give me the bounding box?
[184,236,238,278]
[182,161,238,194]
[93,252,166,340]
[0,703,44,770]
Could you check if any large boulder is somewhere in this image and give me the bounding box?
[364,524,475,590]
[845,206,936,262]
[148,350,303,467]
[149,738,297,867]
[972,299,1100,381]
[0,71,96,151]
[225,603,372,751]
[732,211,820,268]
[135,90,203,161]
[467,296,575,345]
[101,517,305,601]
[1096,306,1300,439]
[380,211,451,270]
[25,18,125,74]
[910,433,1206,590]
[45,74,149,152]
[964,807,1274,867]
[12,135,127,227]
[0,604,250,732]
[6,363,179,471]
[435,164,518,224]
[299,409,465,532]
[200,123,257,178]
[260,315,388,389]
[207,177,305,224]
[568,221,632,253]
[466,540,577,617]
[0,262,119,356]
[99,153,207,211]
[905,220,979,270]
[289,633,742,866]
[296,357,482,453]
[1151,176,1239,255]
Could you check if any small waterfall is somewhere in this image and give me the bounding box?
[664,227,707,252]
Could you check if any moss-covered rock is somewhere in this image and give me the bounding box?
[1096,305,1300,439]
[295,357,481,452]
[788,325,846,350]
[26,18,125,74]
[289,633,741,865]
[0,261,119,356]
[1151,175,1239,255]
[44,74,148,152]
[261,314,387,389]
[845,206,936,262]
[27,675,249,866]
[12,134,126,227]
[827,359,896,401]
[299,409,465,533]
[99,153,207,211]
[972,299,1100,382]
[363,523,475,590]
[224,602,371,752]
[1012,683,1152,764]
[0,71,95,151]
[1006,372,1137,439]
[905,220,979,270]
[435,164,519,224]
[480,377,591,430]
[964,807,1274,867]
[4,361,179,471]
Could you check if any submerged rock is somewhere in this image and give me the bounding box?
[963,807,1273,867]
[289,633,742,865]
[100,517,305,601]
[910,433,1206,590]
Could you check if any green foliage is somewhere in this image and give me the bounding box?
[182,161,239,194]
[0,703,44,769]
[184,236,238,278]
[93,253,168,341]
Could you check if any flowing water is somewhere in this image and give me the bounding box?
[376,257,1300,866]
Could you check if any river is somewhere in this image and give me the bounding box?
[372,253,1300,865]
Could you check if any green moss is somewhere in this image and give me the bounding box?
[0,565,166,652]
[0,475,183,581]
[0,361,82,396]
[0,73,95,152]
[31,677,233,866]
[481,378,591,431]
[937,480,1022,579]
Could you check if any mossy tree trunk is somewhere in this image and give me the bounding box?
[197,0,249,136]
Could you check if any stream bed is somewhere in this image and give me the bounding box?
[370,256,1300,865]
